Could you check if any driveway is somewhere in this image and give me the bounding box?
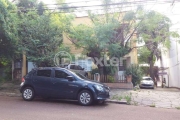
[110,88,180,109]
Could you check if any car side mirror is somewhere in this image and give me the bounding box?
[67,76,74,81]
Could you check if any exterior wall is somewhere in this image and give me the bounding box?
[168,39,180,88]
[28,62,36,73]
[155,39,180,88]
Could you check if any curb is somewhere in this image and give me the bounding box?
[106,99,127,104]
[0,92,21,97]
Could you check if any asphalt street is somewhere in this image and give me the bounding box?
[0,96,180,120]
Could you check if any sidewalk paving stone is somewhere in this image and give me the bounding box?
[110,88,180,109]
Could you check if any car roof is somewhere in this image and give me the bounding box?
[34,67,66,70]
[142,76,152,79]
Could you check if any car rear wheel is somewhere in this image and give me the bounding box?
[22,87,35,101]
[78,90,93,106]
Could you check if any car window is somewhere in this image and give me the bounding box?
[37,70,51,77]
[143,77,151,80]
[70,65,75,69]
[74,65,78,70]
[77,65,83,70]
[55,70,69,79]
[25,70,36,78]
[75,73,87,79]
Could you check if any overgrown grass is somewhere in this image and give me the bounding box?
[149,103,156,107]
[112,93,132,105]
[124,94,132,105]
[175,107,180,110]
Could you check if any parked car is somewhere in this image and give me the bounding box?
[139,76,154,89]
[65,64,88,77]
[20,67,110,106]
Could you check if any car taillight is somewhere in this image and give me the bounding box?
[22,77,25,82]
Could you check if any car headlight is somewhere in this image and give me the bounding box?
[150,81,154,84]
[94,85,104,92]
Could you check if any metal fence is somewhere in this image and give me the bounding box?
[88,74,127,83]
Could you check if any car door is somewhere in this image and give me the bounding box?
[64,70,82,99]
[50,70,70,98]
[32,69,52,97]
[51,69,81,99]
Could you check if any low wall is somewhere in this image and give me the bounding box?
[104,82,133,89]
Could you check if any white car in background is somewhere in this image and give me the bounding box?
[65,64,88,77]
[139,76,154,89]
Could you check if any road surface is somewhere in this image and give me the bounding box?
[0,96,179,120]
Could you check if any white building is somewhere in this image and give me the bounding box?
[155,37,180,88]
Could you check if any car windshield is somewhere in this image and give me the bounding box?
[65,69,88,80]
[75,73,88,79]
[142,77,152,80]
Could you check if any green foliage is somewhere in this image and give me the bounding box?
[176,107,180,110]
[90,68,99,75]
[150,103,156,107]
[0,58,12,82]
[137,10,179,79]
[138,47,151,64]
[108,44,130,58]
[0,0,19,59]
[67,0,140,74]
[140,66,149,76]
[125,64,142,86]
[107,75,115,83]
[124,94,132,105]
[104,62,117,75]
[18,11,72,67]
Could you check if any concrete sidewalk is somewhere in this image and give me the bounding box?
[110,88,180,109]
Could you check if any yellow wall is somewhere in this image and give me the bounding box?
[63,17,93,55]
[63,16,138,64]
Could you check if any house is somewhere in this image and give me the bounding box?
[63,15,138,88]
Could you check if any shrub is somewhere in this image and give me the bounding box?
[90,68,99,75]
[107,75,115,83]
[125,64,142,86]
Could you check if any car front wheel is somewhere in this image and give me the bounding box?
[22,87,35,101]
[78,90,93,106]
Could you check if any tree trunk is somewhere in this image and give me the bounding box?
[149,52,155,81]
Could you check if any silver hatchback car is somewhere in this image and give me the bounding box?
[139,76,154,89]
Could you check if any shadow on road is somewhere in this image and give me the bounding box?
[20,97,109,107]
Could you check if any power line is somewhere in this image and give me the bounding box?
[42,0,176,6]
[17,0,180,13]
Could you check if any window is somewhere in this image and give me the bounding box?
[25,70,36,78]
[77,65,83,70]
[70,65,75,69]
[55,70,69,79]
[37,70,51,77]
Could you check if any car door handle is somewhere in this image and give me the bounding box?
[68,84,78,87]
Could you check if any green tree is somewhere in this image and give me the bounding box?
[0,0,19,59]
[137,10,179,80]
[18,11,72,67]
[67,0,139,74]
